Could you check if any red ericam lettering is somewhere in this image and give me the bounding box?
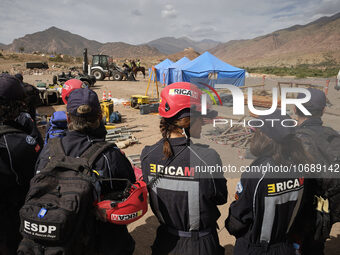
[185,167,195,177]
[298,178,304,185]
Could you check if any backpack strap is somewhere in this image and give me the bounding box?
[80,142,113,168]
[46,139,113,174]
[47,136,66,158]
[0,125,23,136]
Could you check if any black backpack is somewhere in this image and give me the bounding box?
[0,125,27,187]
[297,126,340,240]
[18,138,112,255]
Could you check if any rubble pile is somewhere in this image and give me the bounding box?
[204,122,252,149]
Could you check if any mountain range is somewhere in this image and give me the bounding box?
[1,12,340,66]
[3,26,163,58]
[145,37,220,55]
[210,12,340,66]
[1,27,218,58]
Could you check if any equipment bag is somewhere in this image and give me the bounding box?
[18,138,112,255]
[44,111,67,144]
[0,125,25,186]
[109,111,122,123]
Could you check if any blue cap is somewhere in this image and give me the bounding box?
[66,88,101,118]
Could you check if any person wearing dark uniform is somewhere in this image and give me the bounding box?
[12,74,44,147]
[0,74,42,254]
[35,88,136,255]
[225,111,313,255]
[15,73,41,122]
[295,88,339,255]
[141,82,228,255]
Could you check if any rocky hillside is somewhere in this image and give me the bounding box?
[5,27,162,58]
[146,36,220,55]
[7,27,102,56]
[0,43,7,50]
[99,42,162,59]
[167,48,200,61]
[210,12,340,67]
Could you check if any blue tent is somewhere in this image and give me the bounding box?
[181,52,245,87]
[168,57,191,84]
[149,58,174,85]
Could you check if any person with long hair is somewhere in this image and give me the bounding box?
[225,110,313,255]
[0,74,42,254]
[295,88,340,255]
[141,82,228,255]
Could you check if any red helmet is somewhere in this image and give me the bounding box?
[61,79,86,104]
[95,180,148,225]
[159,82,203,118]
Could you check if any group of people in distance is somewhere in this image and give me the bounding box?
[0,72,339,255]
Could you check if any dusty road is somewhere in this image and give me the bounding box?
[31,73,340,254]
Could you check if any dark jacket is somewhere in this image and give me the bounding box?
[226,156,304,255]
[296,117,325,165]
[141,137,227,232]
[22,82,41,121]
[141,137,227,255]
[0,123,41,254]
[15,112,44,148]
[35,126,136,255]
[295,117,339,255]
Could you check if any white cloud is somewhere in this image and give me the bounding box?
[161,4,177,18]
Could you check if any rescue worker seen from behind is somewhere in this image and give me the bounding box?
[0,74,42,254]
[141,82,228,255]
[34,88,136,255]
[13,73,44,147]
[225,110,313,255]
[295,88,340,255]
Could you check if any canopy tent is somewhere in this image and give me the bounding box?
[168,57,191,84]
[181,51,245,87]
[149,58,174,85]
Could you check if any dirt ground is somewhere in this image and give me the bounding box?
[29,73,340,254]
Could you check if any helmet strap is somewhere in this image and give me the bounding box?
[182,128,188,139]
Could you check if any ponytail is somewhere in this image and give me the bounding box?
[250,130,313,165]
[160,117,190,159]
[160,118,173,159]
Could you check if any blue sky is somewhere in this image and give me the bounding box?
[0,0,339,44]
